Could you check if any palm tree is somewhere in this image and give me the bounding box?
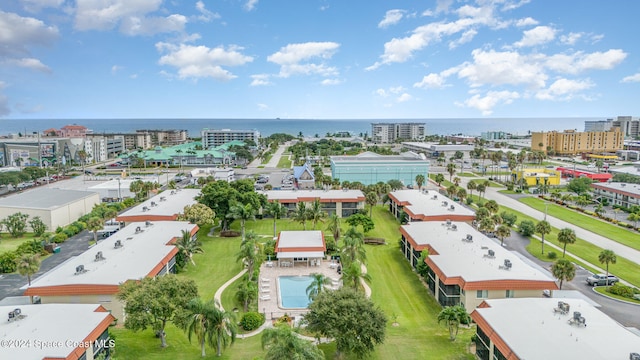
[86,216,103,243]
[306,273,332,300]
[341,227,366,265]
[325,213,341,245]
[598,249,617,288]
[434,173,445,186]
[235,277,258,312]
[266,202,287,238]
[175,229,203,266]
[292,202,309,230]
[456,188,467,202]
[227,203,256,241]
[467,181,477,198]
[627,213,640,228]
[437,305,470,341]
[476,183,486,199]
[453,177,461,187]
[308,199,327,230]
[446,163,456,182]
[557,228,576,257]
[102,208,118,222]
[535,220,551,255]
[551,259,575,290]
[496,225,511,246]
[237,231,262,280]
[182,298,237,357]
[261,324,324,360]
[341,260,371,292]
[478,217,495,235]
[365,191,378,217]
[484,200,499,214]
[415,174,425,190]
[16,254,40,287]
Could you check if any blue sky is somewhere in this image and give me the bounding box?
[1,0,639,119]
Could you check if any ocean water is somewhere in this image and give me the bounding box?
[0,117,597,138]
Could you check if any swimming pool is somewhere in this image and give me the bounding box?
[278,276,314,309]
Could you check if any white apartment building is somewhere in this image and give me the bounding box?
[201,128,260,148]
[371,122,426,143]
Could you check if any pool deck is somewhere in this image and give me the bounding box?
[259,259,342,320]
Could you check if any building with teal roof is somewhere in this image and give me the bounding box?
[330,151,430,186]
[120,141,237,166]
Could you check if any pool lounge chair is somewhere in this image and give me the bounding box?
[260,295,271,301]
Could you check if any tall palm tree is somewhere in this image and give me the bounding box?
[535,220,551,255]
[467,181,477,198]
[598,249,617,288]
[484,200,499,214]
[235,277,258,312]
[551,259,575,290]
[415,174,425,190]
[437,305,470,341]
[227,203,256,241]
[446,163,456,182]
[237,231,262,281]
[292,202,309,230]
[86,216,103,243]
[175,229,203,266]
[341,227,366,265]
[306,273,332,300]
[182,298,237,357]
[102,208,118,222]
[557,228,576,257]
[453,177,461,187]
[365,191,378,217]
[456,188,467,202]
[341,261,371,292]
[476,183,486,199]
[261,324,324,360]
[308,199,327,230]
[325,213,341,245]
[16,254,40,286]
[266,202,287,238]
[496,225,511,246]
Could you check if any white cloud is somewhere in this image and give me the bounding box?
[514,25,556,47]
[111,65,123,74]
[460,90,520,115]
[397,93,412,102]
[500,0,531,11]
[414,73,446,88]
[560,32,582,45]
[267,42,340,78]
[457,49,547,89]
[375,88,388,97]
[378,9,405,28]
[5,58,52,73]
[321,78,341,86]
[449,29,477,49]
[75,0,187,35]
[622,73,640,83]
[250,74,271,86]
[156,43,254,81]
[435,0,453,13]
[257,103,268,111]
[20,0,64,12]
[0,81,9,116]
[0,11,59,57]
[389,86,405,94]
[130,74,138,79]
[514,17,538,27]
[196,1,220,22]
[535,78,593,100]
[545,49,627,74]
[244,0,258,11]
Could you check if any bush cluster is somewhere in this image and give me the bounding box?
[0,239,47,273]
[240,312,265,331]
[607,283,640,299]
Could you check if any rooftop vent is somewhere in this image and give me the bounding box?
[568,311,586,327]
[554,301,570,315]
[145,221,153,227]
[451,224,457,231]
[150,201,157,207]
[431,195,438,200]
[445,219,452,227]
[95,251,106,262]
[74,264,86,275]
[160,196,166,201]
[500,259,512,270]
[462,234,473,242]
[7,308,25,322]
[449,205,455,211]
[126,236,133,241]
[142,206,149,212]
[135,226,143,234]
[114,240,123,248]
[442,201,448,207]
[170,190,176,195]
[630,353,640,360]
[487,250,495,258]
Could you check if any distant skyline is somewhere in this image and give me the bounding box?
[1,0,639,119]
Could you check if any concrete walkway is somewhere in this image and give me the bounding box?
[264,144,287,168]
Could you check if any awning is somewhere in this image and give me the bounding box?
[276,251,325,259]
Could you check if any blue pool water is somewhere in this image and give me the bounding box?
[278,276,314,309]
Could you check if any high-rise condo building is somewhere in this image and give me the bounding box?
[371,122,425,143]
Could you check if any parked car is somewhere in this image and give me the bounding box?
[586,273,619,286]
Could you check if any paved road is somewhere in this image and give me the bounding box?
[0,230,94,300]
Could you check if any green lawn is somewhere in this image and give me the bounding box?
[0,233,39,254]
[277,155,292,168]
[114,209,475,360]
[593,286,640,305]
[519,197,640,252]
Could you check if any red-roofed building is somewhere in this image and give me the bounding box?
[60,125,89,138]
[42,128,61,137]
[556,167,612,182]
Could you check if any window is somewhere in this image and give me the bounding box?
[505,290,514,298]
[476,290,488,299]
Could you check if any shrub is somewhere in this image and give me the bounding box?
[607,283,638,299]
[63,225,79,237]
[72,221,87,231]
[547,251,557,260]
[52,233,68,243]
[220,230,241,237]
[240,312,265,331]
[15,239,45,256]
[0,252,18,273]
[466,196,473,205]
[55,226,64,234]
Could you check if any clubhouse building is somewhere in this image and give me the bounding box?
[262,189,365,218]
[23,221,198,319]
[389,189,476,222]
[275,230,326,267]
[400,221,557,310]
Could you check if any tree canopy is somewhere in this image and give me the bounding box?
[345,213,375,233]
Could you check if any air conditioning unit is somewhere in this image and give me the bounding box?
[504,259,512,269]
[8,308,23,322]
[446,219,452,227]
[451,224,457,231]
[151,201,157,207]
[160,196,166,201]
[114,240,123,248]
[432,195,438,200]
[142,206,149,212]
[75,265,85,274]
[145,221,153,227]
[135,226,142,233]
[630,353,640,360]
[466,234,473,241]
[170,190,176,195]
[95,251,105,261]
[487,249,495,258]
[450,205,455,211]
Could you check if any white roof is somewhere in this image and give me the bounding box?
[401,221,553,283]
[118,189,200,219]
[26,221,196,288]
[391,189,476,219]
[277,251,325,259]
[474,298,640,360]
[278,231,324,249]
[88,178,153,190]
[0,188,98,210]
[263,189,364,202]
[0,304,112,359]
[592,182,640,197]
